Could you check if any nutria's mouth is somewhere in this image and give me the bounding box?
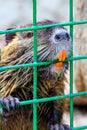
[53,49,67,62]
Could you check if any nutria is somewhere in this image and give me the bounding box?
[0,20,72,130]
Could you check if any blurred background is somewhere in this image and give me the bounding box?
[0,0,70,29]
[0,0,87,128]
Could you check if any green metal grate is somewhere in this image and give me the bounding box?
[69,0,74,128]
[0,0,87,130]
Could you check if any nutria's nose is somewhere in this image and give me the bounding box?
[55,31,70,41]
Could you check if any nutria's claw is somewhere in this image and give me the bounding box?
[0,95,20,111]
[48,124,72,130]
[48,124,59,130]
[62,124,72,130]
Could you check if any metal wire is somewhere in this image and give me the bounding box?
[33,0,38,130]
[0,0,87,130]
[0,20,87,34]
[69,0,74,128]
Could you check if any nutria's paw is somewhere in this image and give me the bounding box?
[0,95,20,112]
[47,108,72,130]
[48,124,72,130]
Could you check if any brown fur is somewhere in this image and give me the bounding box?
[0,20,71,130]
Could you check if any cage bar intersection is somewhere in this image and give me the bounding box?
[0,0,87,130]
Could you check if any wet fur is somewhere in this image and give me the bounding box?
[0,20,71,130]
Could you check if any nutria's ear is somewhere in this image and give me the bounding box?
[5,28,16,44]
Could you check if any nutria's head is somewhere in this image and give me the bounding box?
[36,21,72,61]
[5,20,72,63]
[0,20,72,93]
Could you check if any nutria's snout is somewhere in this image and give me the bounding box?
[54,31,70,42]
[49,27,72,61]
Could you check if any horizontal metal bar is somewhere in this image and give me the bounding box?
[18,91,87,105]
[72,126,87,130]
[0,91,87,109]
[0,61,51,71]
[0,20,87,35]
[0,55,87,72]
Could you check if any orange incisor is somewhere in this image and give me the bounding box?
[55,50,67,68]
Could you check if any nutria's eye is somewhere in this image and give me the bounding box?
[27,32,33,38]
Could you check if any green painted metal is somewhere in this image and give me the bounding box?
[0,55,87,72]
[69,0,74,128]
[33,0,38,130]
[72,126,87,130]
[0,0,87,130]
[0,91,87,109]
[0,20,87,34]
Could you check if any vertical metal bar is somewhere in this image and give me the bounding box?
[32,0,37,130]
[69,0,74,128]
